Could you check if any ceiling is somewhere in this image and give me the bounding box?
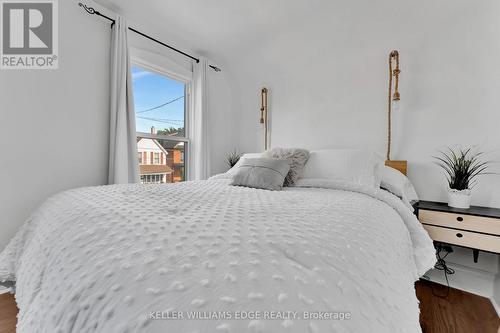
[91,0,485,72]
[93,0,320,64]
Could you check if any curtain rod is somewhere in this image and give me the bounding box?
[78,3,221,72]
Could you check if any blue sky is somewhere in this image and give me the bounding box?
[132,66,185,134]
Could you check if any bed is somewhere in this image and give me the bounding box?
[0,158,435,332]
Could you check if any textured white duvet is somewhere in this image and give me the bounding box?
[0,179,435,333]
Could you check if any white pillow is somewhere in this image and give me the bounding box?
[301,149,382,188]
[380,165,419,207]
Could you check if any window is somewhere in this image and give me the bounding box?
[140,174,165,184]
[132,65,189,184]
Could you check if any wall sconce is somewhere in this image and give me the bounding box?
[260,87,269,151]
[385,50,407,174]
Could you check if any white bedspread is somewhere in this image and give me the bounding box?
[0,179,435,333]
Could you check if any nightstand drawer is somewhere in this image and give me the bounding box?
[423,225,500,253]
[419,209,500,236]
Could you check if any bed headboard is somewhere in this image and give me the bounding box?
[385,160,407,176]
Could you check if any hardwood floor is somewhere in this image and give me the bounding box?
[416,280,499,333]
[0,293,17,333]
[0,282,498,332]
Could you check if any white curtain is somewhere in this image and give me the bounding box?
[108,16,139,184]
[189,57,209,180]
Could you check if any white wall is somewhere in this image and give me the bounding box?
[0,0,111,251]
[227,0,500,305]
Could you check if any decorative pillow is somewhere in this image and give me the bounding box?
[230,158,290,191]
[301,149,382,188]
[380,165,419,207]
[264,148,310,186]
[227,153,263,175]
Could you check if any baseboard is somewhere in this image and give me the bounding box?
[0,286,9,294]
[425,262,495,297]
[491,298,500,317]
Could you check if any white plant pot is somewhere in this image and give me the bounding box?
[447,188,472,209]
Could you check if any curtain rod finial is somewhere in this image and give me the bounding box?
[78,2,96,15]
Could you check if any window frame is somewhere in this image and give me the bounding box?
[153,152,160,164]
[131,55,191,181]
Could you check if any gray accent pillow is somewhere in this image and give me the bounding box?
[264,148,310,186]
[230,158,290,191]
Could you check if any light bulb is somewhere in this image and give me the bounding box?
[392,98,400,111]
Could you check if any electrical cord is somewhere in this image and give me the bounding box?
[136,96,184,114]
[420,243,454,298]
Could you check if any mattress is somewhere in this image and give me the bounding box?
[0,178,435,333]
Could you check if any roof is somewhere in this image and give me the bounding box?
[139,164,173,175]
[137,137,170,156]
[162,141,185,150]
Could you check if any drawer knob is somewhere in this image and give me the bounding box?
[456,216,464,222]
[456,233,463,238]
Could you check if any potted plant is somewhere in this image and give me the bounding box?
[434,147,491,209]
[226,150,241,169]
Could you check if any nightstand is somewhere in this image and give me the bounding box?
[414,201,500,263]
